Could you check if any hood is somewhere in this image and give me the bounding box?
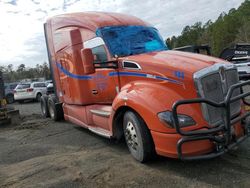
[120,50,230,78]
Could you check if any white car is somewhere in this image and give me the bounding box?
[45,80,53,86]
[14,82,47,103]
[231,56,250,80]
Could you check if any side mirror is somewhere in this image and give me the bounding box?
[81,48,95,75]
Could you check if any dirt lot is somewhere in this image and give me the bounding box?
[0,102,250,188]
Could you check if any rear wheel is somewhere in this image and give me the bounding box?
[47,95,64,121]
[123,111,155,163]
[40,95,50,118]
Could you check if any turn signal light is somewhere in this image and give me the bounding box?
[158,111,196,128]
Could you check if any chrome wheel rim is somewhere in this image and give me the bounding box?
[125,121,139,151]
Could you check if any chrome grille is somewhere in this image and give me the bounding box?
[200,72,224,125]
[194,64,240,126]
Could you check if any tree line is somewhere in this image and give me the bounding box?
[166,0,250,56]
[1,1,250,83]
[0,62,51,83]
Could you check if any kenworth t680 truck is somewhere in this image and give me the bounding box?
[41,12,250,162]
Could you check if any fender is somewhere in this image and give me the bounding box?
[111,81,205,133]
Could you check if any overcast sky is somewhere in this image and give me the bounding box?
[0,0,245,68]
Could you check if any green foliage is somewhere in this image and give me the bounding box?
[1,62,51,83]
[167,0,250,56]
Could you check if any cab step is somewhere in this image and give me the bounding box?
[89,126,111,138]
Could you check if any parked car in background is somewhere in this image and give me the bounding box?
[45,80,53,86]
[14,82,47,103]
[4,83,18,103]
[46,83,54,95]
[220,43,250,80]
[229,56,250,80]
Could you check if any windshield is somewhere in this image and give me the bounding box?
[96,25,168,57]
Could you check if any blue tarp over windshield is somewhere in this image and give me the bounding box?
[96,25,168,57]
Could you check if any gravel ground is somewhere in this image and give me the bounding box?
[0,102,250,188]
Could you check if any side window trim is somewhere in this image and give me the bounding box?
[84,37,105,48]
[84,37,108,64]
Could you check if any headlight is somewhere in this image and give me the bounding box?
[158,111,196,128]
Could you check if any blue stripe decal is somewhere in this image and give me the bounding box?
[56,63,92,80]
[109,72,147,77]
[56,62,182,85]
[109,72,182,85]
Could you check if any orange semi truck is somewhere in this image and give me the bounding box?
[41,12,250,162]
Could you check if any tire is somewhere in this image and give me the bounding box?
[36,93,42,102]
[123,111,155,163]
[47,95,64,121]
[6,94,14,104]
[40,95,50,118]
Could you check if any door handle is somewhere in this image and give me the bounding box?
[92,90,98,95]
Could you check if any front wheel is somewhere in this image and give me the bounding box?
[123,111,155,163]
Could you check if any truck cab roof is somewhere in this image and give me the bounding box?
[46,12,149,32]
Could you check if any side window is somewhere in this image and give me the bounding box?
[92,45,108,63]
[34,83,46,88]
[17,84,30,89]
[84,37,108,63]
[33,83,39,88]
[40,83,46,87]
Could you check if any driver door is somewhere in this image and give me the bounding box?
[83,37,119,104]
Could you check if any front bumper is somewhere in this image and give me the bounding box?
[172,80,250,160]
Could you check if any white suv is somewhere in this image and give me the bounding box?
[14,82,47,103]
[231,56,250,80]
